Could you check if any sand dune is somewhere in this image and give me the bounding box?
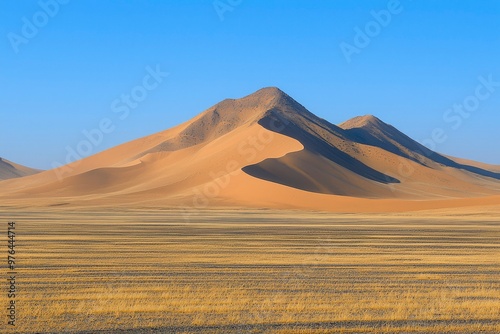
[1,87,499,212]
[0,157,42,180]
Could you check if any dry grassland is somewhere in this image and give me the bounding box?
[0,208,499,333]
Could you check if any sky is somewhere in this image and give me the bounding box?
[1,0,499,170]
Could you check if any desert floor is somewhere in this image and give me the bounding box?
[1,207,499,333]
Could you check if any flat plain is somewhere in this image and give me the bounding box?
[1,207,499,333]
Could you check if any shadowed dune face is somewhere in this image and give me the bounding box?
[242,112,400,197]
[0,157,42,180]
[1,87,500,211]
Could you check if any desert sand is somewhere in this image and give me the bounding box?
[1,87,499,213]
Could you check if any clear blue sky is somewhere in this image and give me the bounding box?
[1,0,499,169]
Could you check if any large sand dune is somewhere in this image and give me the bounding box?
[1,87,499,212]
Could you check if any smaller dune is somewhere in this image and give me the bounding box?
[0,157,42,180]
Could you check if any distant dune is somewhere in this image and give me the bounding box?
[1,87,499,212]
[0,157,42,180]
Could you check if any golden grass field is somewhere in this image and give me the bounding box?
[1,207,499,333]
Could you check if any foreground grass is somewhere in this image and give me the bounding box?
[0,208,499,333]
